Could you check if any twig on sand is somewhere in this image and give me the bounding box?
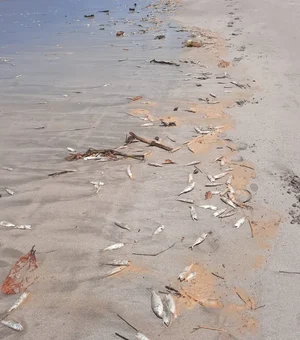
[48,170,76,177]
[254,304,266,310]
[211,272,224,280]
[49,127,95,132]
[117,314,138,332]
[278,271,300,275]
[249,220,255,238]
[127,132,173,151]
[132,243,175,256]
[165,285,183,297]
[192,325,230,335]
[115,333,130,340]
[230,163,255,170]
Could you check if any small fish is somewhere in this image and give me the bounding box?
[219,210,236,218]
[177,198,194,204]
[170,146,181,153]
[220,197,237,209]
[211,190,221,195]
[165,294,177,318]
[2,167,14,171]
[0,221,15,227]
[189,233,208,250]
[153,225,165,235]
[106,260,130,266]
[185,271,196,281]
[207,174,215,182]
[213,208,227,217]
[127,165,133,179]
[185,161,201,166]
[148,163,163,167]
[188,173,193,184]
[178,263,194,281]
[67,147,76,152]
[151,291,164,318]
[214,172,229,180]
[205,183,224,187]
[8,292,30,313]
[15,225,32,230]
[220,188,229,196]
[114,222,130,231]
[1,320,23,331]
[178,182,195,196]
[224,167,233,171]
[190,206,198,220]
[5,188,15,196]
[221,158,225,166]
[105,266,127,277]
[227,184,235,193]
[103,243,124,251]
[226,175,233,185]
[200,205,217,211]
[141,123,154,127]
[90,181,104,193]
[136,332,150,340]
[234,217,246,228]
[210,93,217,98]
[162,310,171,327]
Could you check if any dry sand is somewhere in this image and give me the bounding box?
[1,0,300,339]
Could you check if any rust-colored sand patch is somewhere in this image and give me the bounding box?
[230,163,256,190]
[218,59,231,68]
[188,134,222,153]
[253,255,264,269]
[249,216,281,249]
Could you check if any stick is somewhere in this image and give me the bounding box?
[230,163,255,170]
[254,304,265,310]
[278,271,300,275]
[211,272,224,280]
[117,314,138,332]
[249,220,254,238]
[132,243,175,256]
[48,170,76,177]
[192,325,229,334]
[236,292,248,305]
[165,286,182,297]
[167,136,176,142]
[48,127,95,132]
[115,333,131,340]
[129,132,172,151]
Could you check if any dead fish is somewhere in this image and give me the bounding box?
[105,266,127,277]
[214,172,229,180]
[178,182,195,196]
[234,217,246,228]
[219,210,236,218]
[114,222,130,231]
[221,158,225,166]
[185,161,201,166]
[127,165,133,179]
[170,146,181,153]
[185,271,196,281]
[8,292,30,313]
[148,163,163,167]
[220,188,229,196]
[1,320,23,331]
[189,233,208,250]
[190,206,198,220]
[224,167,234,171]
[151,291,164,318]
[153,225,165,235]
[220,197,237,209]
[177,198,194,204]
[207,174,215,182]
[2,167,13,171]
[67,147,76,152]
[226,175,233,185]
[141,123,154,127]
[200,205,217,211]
[0,221,15,227]
[162,310,171,327]
[213,208,227,217]
[165,294,177,318]
[211,190,221,195]
[90,181,104,193]
[106,260,130,266]
[210,93,217,98]
[188,173,193,183]
[15,225,32,230]
[5,188,15,196]
[205,183,224,187]
[227,184,235,193]
[103,243,124,251]
[136,332,150,340]
[178,264,194,281]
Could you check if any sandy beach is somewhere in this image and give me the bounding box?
[1,0,300,339]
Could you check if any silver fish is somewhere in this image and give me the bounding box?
[220,197,237,209]
[103,243,124,251]
[189,233,208,250]
[165,294,177,318]
[136,332,150,340]
[188,173,193,184]
[2,167,13,171]
[153,225,165,235]
[114,222,130,231]
[211,190,221,195]
[151,291,164,318]
[224,167,233,171]
[90,181,104,193]
[200,205,217,211]
[8,292,30,313]
[220,188,229,196]
[214,172,229,180]
[67,147,76,152]
[185,271,196,281]
[227,184,235,193]
[185,161,201,166]
[5,188,15,196]
[15,225,32,230]
[106,260,130,266]
[148,163,163,167]
[141,123,154,127]
[226,175,233,185]
[190,206,198,220]
[177,198,194,204]
[207,174,215,182]
[162,309,171,327]
[1,320,23,331]
[178,263,194,281]
[105,266,127,277]
[219,210,236,218]
[213,208,227,217]
[127,165,133,179]
[178,182,195,196]
[0,221,15,227]
[234,217,246,228]
[205,183,224,187]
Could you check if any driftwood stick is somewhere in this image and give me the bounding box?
[129,132,173,151]
[132,243,175,256]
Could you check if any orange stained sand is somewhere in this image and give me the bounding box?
[188,134,223,153]
[253,255,265,269]
[218,60,231,68]
[230,163,256,190]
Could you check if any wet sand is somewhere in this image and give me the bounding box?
[1,0,300,339]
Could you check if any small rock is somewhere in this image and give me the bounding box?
[236,142,248,151]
